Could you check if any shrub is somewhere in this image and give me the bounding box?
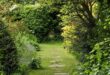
[10,3,62,42]
[0,20,18,75]
[15,32,40,74]
[79,38,110,75]
[29,58,41,69]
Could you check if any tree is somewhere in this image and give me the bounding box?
[61,0,110,74]
[61,0,110,53]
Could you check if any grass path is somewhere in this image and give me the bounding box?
[29,42,79,75]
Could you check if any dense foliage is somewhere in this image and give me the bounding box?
[80,39,110,75]
[60,0,110,74]
[0,1,41,75]
[10,2,62,42]
[0,20,18,75]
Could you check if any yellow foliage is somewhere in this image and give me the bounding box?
[61,23,77,50]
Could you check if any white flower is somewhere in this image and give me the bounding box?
[9,4,18,11]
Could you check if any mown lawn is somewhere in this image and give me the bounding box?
[29,41,79,75]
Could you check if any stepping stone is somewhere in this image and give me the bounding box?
[50,60,59,64]
[50,59,62,64]
[52,56,61,59]
[54,73,69,75]
[49,64,65,68]
[56,56,61,58]
[51,58,61,61]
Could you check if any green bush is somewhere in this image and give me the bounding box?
[79,38,110,75]
[60,1,110,75]
[9,3,62,42]
[15,32,40,74]
[0,20,18,75]
[29,58,41,69]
